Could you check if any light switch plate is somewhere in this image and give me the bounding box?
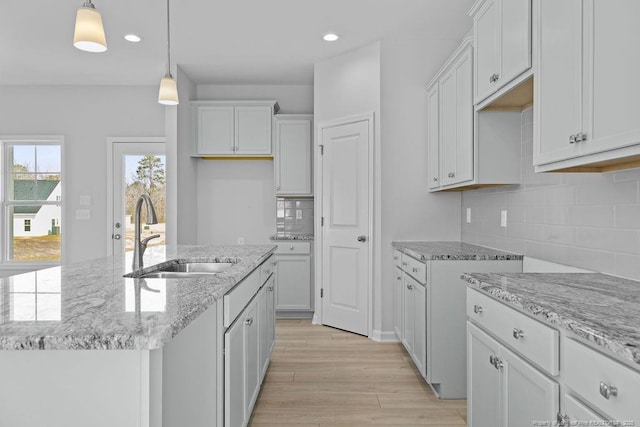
[76,209,91,220]
[466,208,471,224]
[500,210,507,227]
[296,210,303,220]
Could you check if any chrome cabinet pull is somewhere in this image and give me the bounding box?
[489,355,496,366]
[569,134,577,144]
[433,177,438,182]
[406,284,413,290]
[396,276,401,281]
[512,328,524,340]
[289,246,295,250]
[245,317,254,326]
[557,413,570,426]
[576,132,587,142]
[489,355,502,369]
[473,305,483,314]
[393,255,398,261]
[599,382,618,400]
[402,262,408,266]
[412,267,418,273]
[448,172,455,178]
[357,235,367,242]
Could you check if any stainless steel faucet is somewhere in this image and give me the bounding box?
[132,194,160,271]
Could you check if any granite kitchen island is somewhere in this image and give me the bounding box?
[0,244,276,427]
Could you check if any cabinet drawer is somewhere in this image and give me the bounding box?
[401,254,426,285]
[260,255,276,284]
[563,338,640,423]
[562,393,605,424]
[393,250,402,269]
[275,241,310,255]
[467,288,559,375]
[224,268,260,328]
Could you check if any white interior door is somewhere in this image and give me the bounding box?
[110,142,165,257]
[321,119,370,336]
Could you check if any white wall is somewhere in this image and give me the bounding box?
[462,107,640,281]
[172,66,199,245]
[313,39,465,338]
[314,42,384,334]
[194,84,313,245]
[379,39,463,335]
[0,85,165,265]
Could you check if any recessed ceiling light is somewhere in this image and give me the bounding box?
[323,33,339,42]
[124,34,142,43]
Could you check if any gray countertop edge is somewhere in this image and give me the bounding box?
[269,234,314,241]
[392,241,524,261]
[462,273,640,367]
[0,245,277,351]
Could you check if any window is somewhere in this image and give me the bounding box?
[1,137,63,264]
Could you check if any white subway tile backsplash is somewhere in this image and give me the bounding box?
[461,106,640,280]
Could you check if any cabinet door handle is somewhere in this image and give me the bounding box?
[289,246,295,250]
[473,305,483,314]
[512,328,525,340]
[433,177,438,182]
[402,262,408,266]
[272,261,277,266]
[393,256,398,261]
[493,357,503,369]
[489,75,494,83]
[569,134,577,144]
[448,172,455,178]
[494,73,499,82]
[557,413,570,427]
[576,132,588,142]
[406,284,413,290]
[489,355,496,366]
[245,317,254,326]
[396,276,402,281]
[267,286,273,292]
[412,267,418,273]
[599,382,618,400]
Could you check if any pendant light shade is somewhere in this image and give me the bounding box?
[158,0,179,105]
[158,73,179,105]
[73,1,107,53]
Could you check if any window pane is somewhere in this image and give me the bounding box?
[9,272,36,292]
[37,267,62,293]
[36,145,61,173]
[11,145,35,173]
[11,174,37,200]
[9,205,62,261]
[37,294,61,321]
[10,294,35,321]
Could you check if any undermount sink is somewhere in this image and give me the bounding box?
[127,262,235,279]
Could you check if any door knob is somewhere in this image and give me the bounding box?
[357,235,367,242]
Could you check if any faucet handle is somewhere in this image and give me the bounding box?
[141,234,161,247]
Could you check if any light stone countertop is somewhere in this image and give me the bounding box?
[392,241,523,261]
[269,234,314,241]
[462,272,640,366]
[0,244,275,351]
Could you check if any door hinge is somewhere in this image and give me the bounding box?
[320,289,324,298]
[319,144,324,155]
[321,216,324,226]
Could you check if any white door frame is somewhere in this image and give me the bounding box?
[313,113,376,338]
[106,137,166,256]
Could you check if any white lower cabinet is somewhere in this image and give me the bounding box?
[224,256,276,427]
[274,241,313,316]
[393,267,403,341]
[467,286,640,427]
[467,322,559,427]
[400,273,426,377]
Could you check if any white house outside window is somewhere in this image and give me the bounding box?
[1,138,63,264]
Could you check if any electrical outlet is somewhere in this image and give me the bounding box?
[466,208,471,224]
[296,210,303,220]
[500,210,508,228]
[237,237,245,245]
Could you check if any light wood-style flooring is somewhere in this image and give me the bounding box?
[249,319,467,426]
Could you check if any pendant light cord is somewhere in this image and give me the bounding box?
[166,0,172,75]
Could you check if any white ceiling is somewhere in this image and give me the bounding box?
[0,0,474,86]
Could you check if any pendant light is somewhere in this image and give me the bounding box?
[158,0,179,105]
[73,1,107,53]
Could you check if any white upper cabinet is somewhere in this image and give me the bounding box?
[427,36,521,192]
[192,101,278,157]
[426,85,440,190]
[439,46,474,187]
[274,114,313,196]
[470,0,532,105]
[534,0,640,172]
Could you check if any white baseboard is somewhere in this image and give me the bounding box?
[371,329,400,343]
[311,313,320,325]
